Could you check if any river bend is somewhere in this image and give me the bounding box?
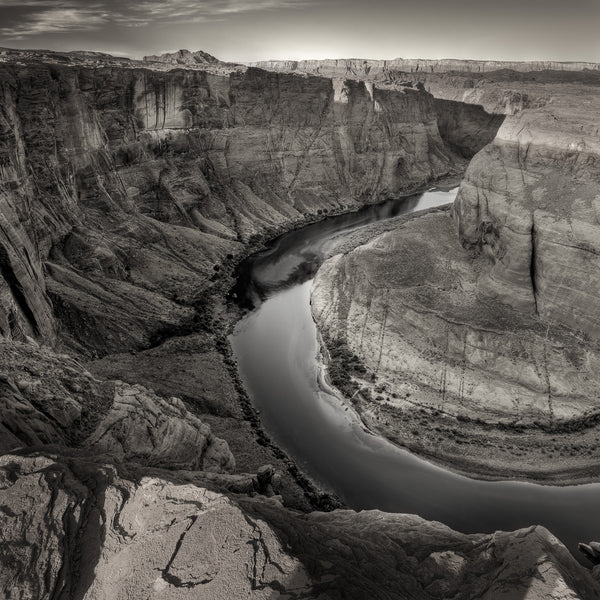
[230,188,600,561]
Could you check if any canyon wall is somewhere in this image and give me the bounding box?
[432,98,505,157]
[0,62,454,357]
[252,58,600,118]
[312,71,600,480]
[453,85,600,337]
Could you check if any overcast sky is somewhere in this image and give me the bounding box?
[0,0,598,63]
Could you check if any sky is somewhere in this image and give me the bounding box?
[0,0,598,63]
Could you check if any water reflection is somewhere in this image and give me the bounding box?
[233,189,456,307]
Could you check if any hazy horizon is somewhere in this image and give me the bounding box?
[0,0,598,64]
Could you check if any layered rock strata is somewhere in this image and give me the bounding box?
[0,61,454,357]
[0,56,459,505]
[0,339,234,471]
[313,210,600,480]
[252,58,600,129]
[312,70,600,481]
[251,57,600,77]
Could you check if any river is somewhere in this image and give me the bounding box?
[230,187,600,562]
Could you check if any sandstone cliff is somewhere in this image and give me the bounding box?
[251,57,600,125]
[311,66,600,481]
[453,84,600,335]
[0,61,455,358]
[251,57,600,77]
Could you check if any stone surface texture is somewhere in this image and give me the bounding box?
[0,339,234,472]
[311,68,600,481]
[2,451,599,600]
[251,57,600,75]
[0,58,455,358]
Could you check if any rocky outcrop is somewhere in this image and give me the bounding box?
[312,210,600,480]
[86,381,235,472]
[0,452,301,599]
[143,48,223,66]
[0,339,234,472]
[0,46,242,74]
[311,66,600,481]
[453,83,600,334]
[2,451,599,600]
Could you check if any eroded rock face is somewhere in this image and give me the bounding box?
[0,61,454,358]
[250,58,600,78]
[0,339,234,472]
[86,381,235,472]
[0,453,309,599]
[453,86,600,339]
[251,59,600,115]
[311,74,600,480]
[312,210,600,479]
[1,452,599,600]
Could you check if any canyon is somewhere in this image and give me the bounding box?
[0,47,599,598]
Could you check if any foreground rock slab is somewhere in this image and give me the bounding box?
[1,452,599,600]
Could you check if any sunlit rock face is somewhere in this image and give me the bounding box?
[453,84,600,337]
[0,62,454,357]
[250,57,600,78]
[313,211,600,422]
[2,451,599,600]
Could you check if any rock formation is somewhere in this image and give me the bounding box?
[143,48,222,66]
[312,68,600,480]
[250,57,600,77]
[0,58,455,357]
[2,450,599,599]
[0,339,234,470]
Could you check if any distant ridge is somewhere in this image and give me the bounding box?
[1,47,597,77]
[142,48,221,66]
[249,57,600,76]
[0,46,243,75]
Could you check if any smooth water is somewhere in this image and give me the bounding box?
[230,188,600,561]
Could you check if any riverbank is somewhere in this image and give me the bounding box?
[312,208,600,486]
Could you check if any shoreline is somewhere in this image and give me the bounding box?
[87,173,466,514]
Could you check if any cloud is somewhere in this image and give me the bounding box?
[0,0,311,39]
